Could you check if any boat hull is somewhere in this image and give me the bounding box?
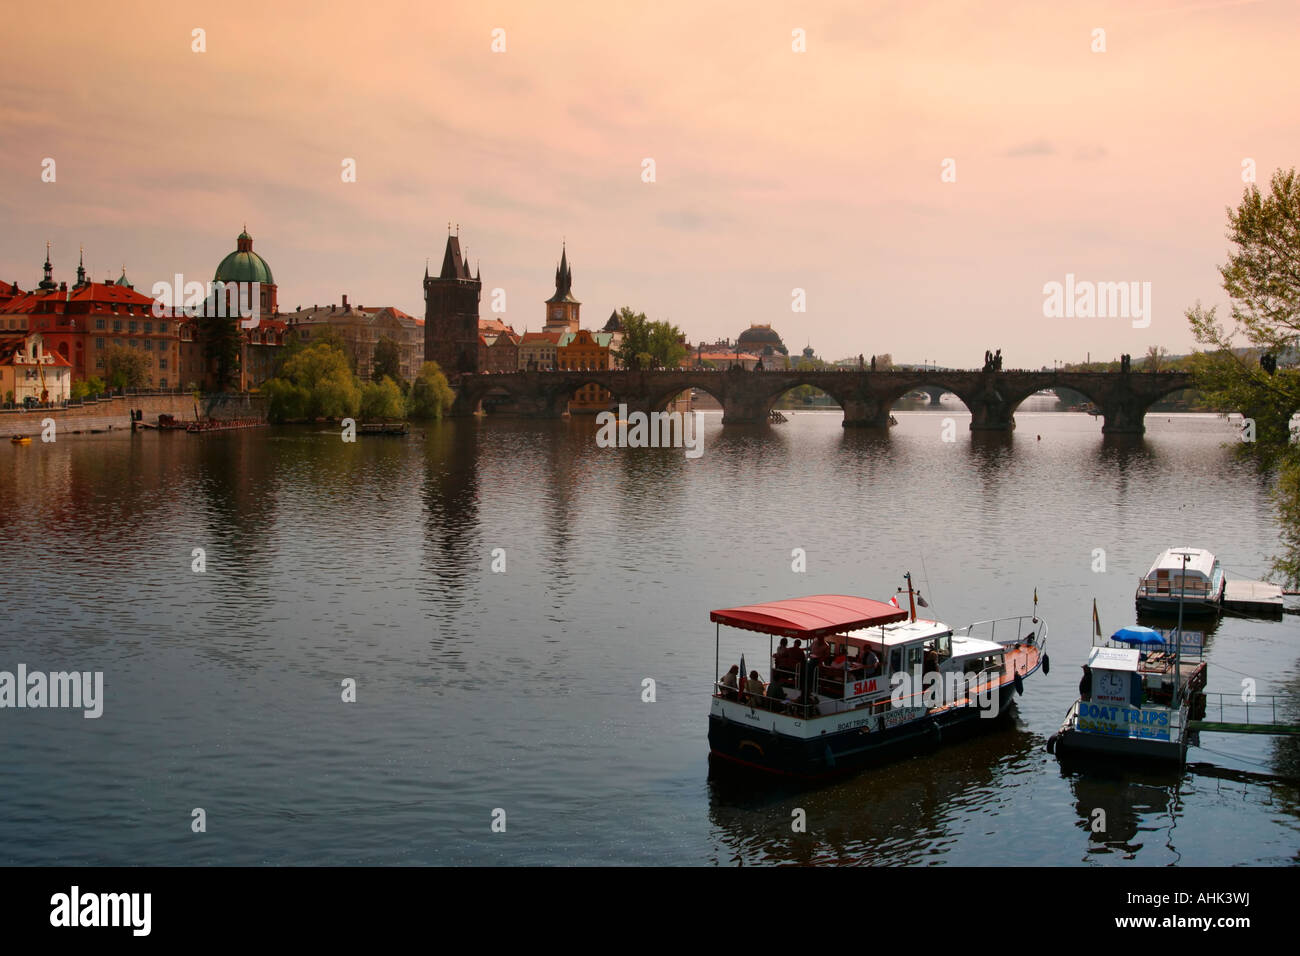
[708,684,1020,779]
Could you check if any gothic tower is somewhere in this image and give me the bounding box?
[424,232,482,374]
[543,244,580,334]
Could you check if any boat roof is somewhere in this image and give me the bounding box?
[842,617,951,647]
[1087,645,1141,672]
[1146,548,1217,577]
[710,594,908,639]
[949,635,1005,657]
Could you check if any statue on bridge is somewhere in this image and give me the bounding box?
[870,355,876,372]
[983,349,1003,372]
[1120,353,1131,373]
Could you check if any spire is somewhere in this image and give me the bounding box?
[76,245,86,286]
[39,241,55,291]
[439,233,466,280]
[424,258,430,281]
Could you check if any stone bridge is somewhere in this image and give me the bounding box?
[453,368,1195,434]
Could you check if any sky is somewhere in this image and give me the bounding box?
[2,0,1297,366]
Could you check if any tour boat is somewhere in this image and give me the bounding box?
[1047,624,1207,764]
[708,575,1049,778]
[1134,547,1225,616]
[9,435,31,445]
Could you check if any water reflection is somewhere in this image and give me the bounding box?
[1063,763,1183,861]
[706,711,1040,865]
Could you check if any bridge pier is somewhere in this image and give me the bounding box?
[1099,398,1151,435]
[841,398,893,428]
[967,393,1016,431]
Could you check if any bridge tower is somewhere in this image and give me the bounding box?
[424,231,482,375]
[543,244,581,334]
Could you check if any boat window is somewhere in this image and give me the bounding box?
[906,644,924,673]
[934,633,952,658]
[889,648,902,675]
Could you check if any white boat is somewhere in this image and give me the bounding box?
[1134,547,1225,616]
[708,574,1049,778]
[1048,626,1207,764]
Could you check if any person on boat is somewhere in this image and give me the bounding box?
[720,665,740,701]
[809,635,831,664]
[744,671,767,707]
[1078,666,1092,700]
[766,676,788,711]
[862,646,881,677]
[772,638,790,682]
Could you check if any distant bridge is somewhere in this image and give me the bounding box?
[454,368,1195,434]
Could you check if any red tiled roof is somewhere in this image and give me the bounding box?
[520,331,562,344]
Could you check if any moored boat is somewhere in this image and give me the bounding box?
[708,574,1049,778]
[1048,624,1207,764]
[1135,547,1224,616]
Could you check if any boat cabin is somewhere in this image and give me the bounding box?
[1136,548,1224,604]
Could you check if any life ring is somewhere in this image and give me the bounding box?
[1014,671,1024,696]
[1043,654,1051,675]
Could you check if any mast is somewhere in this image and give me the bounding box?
[1173,552,1186,709]
[906,572,916,623]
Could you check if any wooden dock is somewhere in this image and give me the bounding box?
[1223,578,1284,616]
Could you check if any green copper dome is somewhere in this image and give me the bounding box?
[214,229,274,285]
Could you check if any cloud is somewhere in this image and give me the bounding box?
[1004,139,1056,157]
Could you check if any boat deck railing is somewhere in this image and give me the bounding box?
[953,615,1046,650]
[1190,693,1300,736]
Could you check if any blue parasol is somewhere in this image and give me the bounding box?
[1112,625,1166,646]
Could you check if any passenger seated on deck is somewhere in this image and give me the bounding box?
[744,671,767,706]
[862,647,881,677]
[767,678,788,710]
[720,665,740,701]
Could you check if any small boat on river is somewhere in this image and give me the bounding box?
[1135,547,1225,616]
[708,574,1049,778]
[1048,624,1207,764]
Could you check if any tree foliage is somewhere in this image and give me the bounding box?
[614,308,687,370]
[409,361,455,420]
[102,344,151,389]
[360,376,405,419]
[263,341,359,421]
[1186,168,1300,454]
[372,336,402,385]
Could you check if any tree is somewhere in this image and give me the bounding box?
[198,313,241,391]
[614,308,687,370]
[372,336,402,385]
[1144,346,1168,372]
[1186,168,1300,453]
[84,376,105,396]
[360,376,405,419]
[409,361,455,419]
[263,341,359,421]
[102,344,151,389]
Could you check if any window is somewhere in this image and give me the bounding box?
[95,318,105,330]
[159,358,168,370]
[96,338,105,349]
[129,340,137,348]
[128,321,137,333]
[113,320,122,332]
[159,378,167,388]
[145,322,153,333]
[158,321,168,334]
[96,358,104,368]
[144,340,153,350]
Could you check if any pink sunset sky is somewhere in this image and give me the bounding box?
[1,0,1296,366]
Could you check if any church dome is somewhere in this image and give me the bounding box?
[214,228,275,285]
[737,324,787,354]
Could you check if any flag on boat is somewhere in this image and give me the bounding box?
[916,592,929,608]
[889,595,900,609]
[1092,598,1101,638]
[1034,587,1038,605]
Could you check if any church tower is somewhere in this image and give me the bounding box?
[424,231,482,374]
[543,245,580,333]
